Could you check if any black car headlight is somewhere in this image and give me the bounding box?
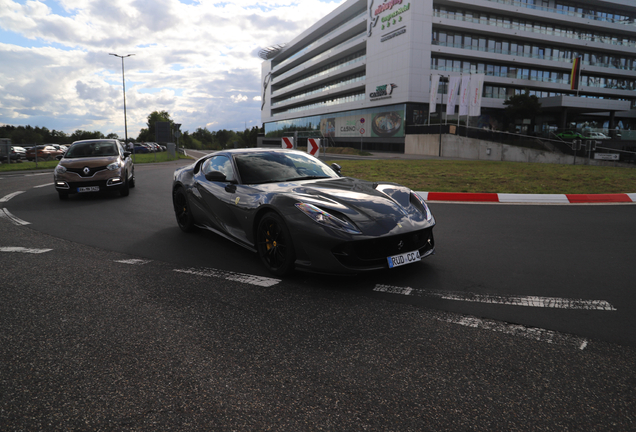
[54,164,67,174]
[295,203,361,234]
[107,162,120,171]
[410,192,433,221]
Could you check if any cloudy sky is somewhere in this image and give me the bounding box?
[0,0,345,139]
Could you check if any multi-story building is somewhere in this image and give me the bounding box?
[260,0,636,152]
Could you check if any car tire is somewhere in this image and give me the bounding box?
[58,191,69,200]
[256,212,295,276]
[173,187,195,232]
[120,175,130,197]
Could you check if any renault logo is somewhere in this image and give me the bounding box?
[83,167,90,175]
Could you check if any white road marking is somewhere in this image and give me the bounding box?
[498,193,569,204]
[34,182,53,188]
[0,191,25,202]
[374,284,616,311]
[115,259,153,265]
[0,208,30,225]
[174,267,280,287]
[0,247,52,254]
[436,314,589,350]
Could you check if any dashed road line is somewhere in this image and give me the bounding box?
[0,191,25,203]
[0,247,52,254]
[435,313,589,350]
[0,208,30,225]
[374,284,616,311]
[34,182,53,188]
[115,259,153,265]
[174,267,281,287]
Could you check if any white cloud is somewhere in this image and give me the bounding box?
[0,0,345,137]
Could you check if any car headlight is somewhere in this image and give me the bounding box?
[410,192,433,221]
[107,162,120,171]
[295,203,361,234]
[54,164,67,174]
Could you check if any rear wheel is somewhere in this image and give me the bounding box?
[173,187,195,232]
[257,212,295,276]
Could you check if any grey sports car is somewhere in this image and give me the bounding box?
[172,148,435,276]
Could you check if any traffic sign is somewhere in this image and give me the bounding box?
[307,138,320,157]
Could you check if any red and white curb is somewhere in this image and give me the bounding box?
[418,192,636,204]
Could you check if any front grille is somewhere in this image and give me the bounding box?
[332,227,435,269]
[66,166,108,177]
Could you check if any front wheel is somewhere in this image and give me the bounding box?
[120,176,130,196]
[173,187,195,232]
[256,212,295,276]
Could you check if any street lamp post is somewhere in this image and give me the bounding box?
[109,53,134,146]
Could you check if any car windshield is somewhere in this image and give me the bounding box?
[65,142,118,158]
[234,151,339,184]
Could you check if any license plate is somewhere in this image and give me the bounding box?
[77,186,100,193]
[387,250,421,269]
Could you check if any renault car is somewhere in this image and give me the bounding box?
[54,139,135,200]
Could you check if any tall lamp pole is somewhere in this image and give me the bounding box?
[109,53,134,146]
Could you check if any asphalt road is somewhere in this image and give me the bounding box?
[1,160,635,430]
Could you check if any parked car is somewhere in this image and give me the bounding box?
[11,146,27,161]
[555,130,584,140]
[133,144,150,154]
[25,145,65,161]
[584,132,610,140]
[172,149,436,276]
[53,139,135,200]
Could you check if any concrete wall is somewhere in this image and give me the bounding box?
[406,134,630,167]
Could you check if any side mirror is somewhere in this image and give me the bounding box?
[205,170,227,182]
[331,163,342,176]
[56,155,64,160]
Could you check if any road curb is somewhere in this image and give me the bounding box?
[418,192,636,204]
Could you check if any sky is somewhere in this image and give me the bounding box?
[0,0,345,139]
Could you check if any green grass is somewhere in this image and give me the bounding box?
[128,152,189,164]
[0,159,60,172]
[0,152,189,173]
[3,152,634,194]
[333,159,636,194]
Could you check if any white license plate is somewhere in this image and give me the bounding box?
[77,186,100,193]
[387,250,421,269]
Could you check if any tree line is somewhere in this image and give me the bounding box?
[0,110,262,150]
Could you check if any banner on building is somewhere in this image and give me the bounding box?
[458,75,471,117]
[571,57,582,90]
[321,111,405,139]
[446,76,461,115]
[429,74,441,113]
[469,74,485,117]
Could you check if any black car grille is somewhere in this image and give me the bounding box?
[332,227,435,269]
[66,166,108,177]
